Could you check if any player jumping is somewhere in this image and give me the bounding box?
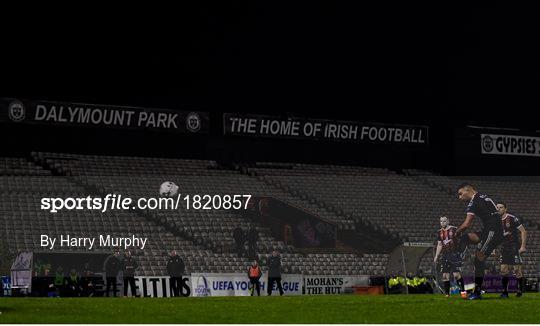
[434,216,465,297]
[456,183,504,300]
[496,203,527,298]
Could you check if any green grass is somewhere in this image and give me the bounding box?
[1,294,539,323]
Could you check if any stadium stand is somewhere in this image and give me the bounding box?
[1,153,537,279]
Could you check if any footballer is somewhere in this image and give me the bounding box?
[434,216,465,297]
[456,183,504,300]
[497,203,527,298]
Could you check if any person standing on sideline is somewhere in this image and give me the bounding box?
[167,250,185,297]
[122,250,139,297]
[103,249,121,297]
[247,260,262,296]
[247,226,259,260]
[233,227,246,257]
[267,250,284,296]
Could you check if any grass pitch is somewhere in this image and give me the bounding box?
[1,293,539,324]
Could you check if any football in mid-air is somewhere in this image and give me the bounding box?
[159,181,179,197]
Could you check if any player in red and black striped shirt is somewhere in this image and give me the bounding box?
[434,216,465,296]
[496,203,527,298]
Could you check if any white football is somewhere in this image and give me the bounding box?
[159,181,179,197]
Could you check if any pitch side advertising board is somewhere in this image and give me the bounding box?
[303,275,370,295]
[190,273,303,297]
[189,273,370,297]
[127,276,192,297]
[0,98,208,134]
[111,274,372,297]
[463,275,518,293]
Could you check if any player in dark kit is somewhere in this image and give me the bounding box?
[434,216,465,296]
[456,183,504,300]
[496,203,527,298]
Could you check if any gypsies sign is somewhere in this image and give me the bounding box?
[223,113,428,146]
[481,133,540,157]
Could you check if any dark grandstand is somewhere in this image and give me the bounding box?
[1,153,539,280]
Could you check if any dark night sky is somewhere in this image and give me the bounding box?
[1,2,538,129]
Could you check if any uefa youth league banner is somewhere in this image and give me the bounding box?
[0,98,208,134]
[303,275,369,295]
[223,113,428,146]
[190,273,302,297]
[264,273,302,296]
[481,133,540,157]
